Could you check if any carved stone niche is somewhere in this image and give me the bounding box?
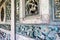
[0,3,6,23]
[19,0,50,24]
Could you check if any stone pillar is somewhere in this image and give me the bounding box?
[11,0,15,40]
[40,0,50,23]
[20,0,25,20]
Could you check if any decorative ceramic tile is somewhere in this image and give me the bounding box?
[16,25,60,40]
[0,24,11,31]
[0,30,10,40]
[5,0,11,22]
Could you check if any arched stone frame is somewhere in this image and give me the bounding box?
[0,3,6,23]
[19,0,50,24]
[0,0,11,24]
[0,0,15,40]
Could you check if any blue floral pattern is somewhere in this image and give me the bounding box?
[0,31,10,40]
[16,25,60,40]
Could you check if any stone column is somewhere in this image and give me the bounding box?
[40,0,50,23]
[11,0,15,40]
[20,0,25,21]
